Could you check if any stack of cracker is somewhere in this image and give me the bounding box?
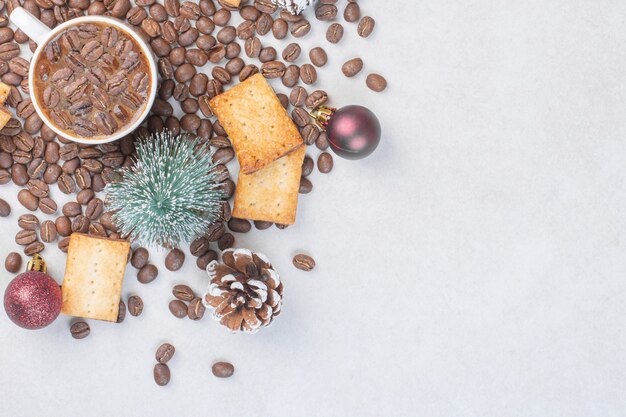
[210,74,305,225]
[0,82,16,130]
[61,233,131,322]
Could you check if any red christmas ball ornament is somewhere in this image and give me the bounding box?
[4,254,62,330]
[311,105,381,160]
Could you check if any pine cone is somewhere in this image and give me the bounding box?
[202,248,283,333]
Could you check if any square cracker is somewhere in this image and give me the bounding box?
[210,74,303,174]
[233,145,305,225]
[0,82,10,105]
[0,107,12,130]
[61,233,130,322]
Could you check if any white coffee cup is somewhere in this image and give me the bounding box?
[9,8,158,144]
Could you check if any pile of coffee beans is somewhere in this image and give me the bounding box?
[154,342,175,386]
[169,283,206,320]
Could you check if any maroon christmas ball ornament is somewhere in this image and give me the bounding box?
[311,105,381,160]
[4,254,62,330]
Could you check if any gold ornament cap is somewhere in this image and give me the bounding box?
[27,254,47,273]
[309,106,336,129]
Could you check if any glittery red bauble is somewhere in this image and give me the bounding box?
[4,271,62,330]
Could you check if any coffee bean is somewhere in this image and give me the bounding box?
[0,169,8,185]
[292,107,310,127]
[290,86,308,107]
[24,241,44,256]
[225,57,245,75]
[205,221,225,241]
[27,178,49,198]
[281,43,300,63]
[126,6,147,25]
[180,114,201,131]
[156,343,175,363]
[315,4,337,21]
[138,264,158,284]
[293,253,316,271]
[27,158,47,179]
[100,211,118,231]
[92,174,105,192]
[212,66,231,84]
[178,27,199,47]
[187,297,205,320]
[309,47,327,67]
[40,220,57,243]
[190,237,210,257]
[5,252,21,273]
[71,215,90,233]
[153,363,171,386]
[37,197,57,215]
[169,299,188,318]
[300,64,317,85]
[17,189,38,211]
[228,217,251,233]
[357,16,375,38]
[326,23,343,44]
[220,179,235,198]
[301,124,320,146]
[366,73,387,92]
[254,220,273,230]
[18,214,38,230]
[172,284,195,301]
[63,201,82,217]
[318,152,334,173]
[213,8,230,26]
[271,18,288,39]
[128,295,144,316]
[58,237,70,253]
[186,49,208,66]
[282,64,299,88]
[43,164,62,184]
[85,198,104,220]
[344,2,360,22]
[211,147,234,165]
[244,37,261,58]
[216,25,236,44]
[217,233,234,250]
[16,229,37,246]
[290,19,311,38]
[277,93,289,109]
[342,58,363,78]
[305,90,328,109]
[70,321,90,339]
[165,249,185,271]
[212,362,234,378]
[240,5,260,20]
[89,222,107,237]
[0,198,9,216]
[239,64,259,82]
[196,250,217,270]
[55,216,72,237]
[255,13,272,35]
[76,189,95,205]
[116,299,126,323]
[131,247,149,269]
[0,43,20,61]
[261,61,285,79]
[196,16,215,34]
[225,42,240,59]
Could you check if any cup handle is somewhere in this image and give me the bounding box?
[10,7,51,46]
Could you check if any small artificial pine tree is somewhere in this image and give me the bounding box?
[106,130,225,248]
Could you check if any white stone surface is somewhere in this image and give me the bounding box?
[2,1,626,416]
